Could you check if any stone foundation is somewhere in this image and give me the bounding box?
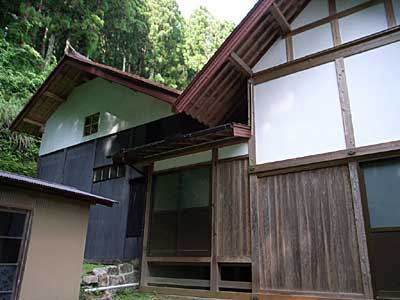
[81,260,139,300]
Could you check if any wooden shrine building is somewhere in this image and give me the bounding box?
[10,0,400,299]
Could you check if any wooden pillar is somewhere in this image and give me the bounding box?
[210,148,220,291]
[140,163,154,287]
[348,162,374,299]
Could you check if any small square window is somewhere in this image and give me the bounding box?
[83,113,100,137]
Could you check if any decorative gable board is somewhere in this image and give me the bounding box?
[40,77,173,155]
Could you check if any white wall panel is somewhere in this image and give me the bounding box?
[339,4,387,43]
[394,0,400,25]
[336,0,369,12]
[344,42,400,147]
[254,63,346,164]
[154,151,212,171]
[253,38,286,72]
[293,23,333,59]
[219,143,248,160]
[40,78,172,155]
[291,0,329,29]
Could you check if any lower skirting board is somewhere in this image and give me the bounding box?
[140,286,368,300]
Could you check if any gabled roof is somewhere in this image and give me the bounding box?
[0,171,115,207]
[10,52,181,136]
[174,0,309,126]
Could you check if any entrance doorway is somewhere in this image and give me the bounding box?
[360,158,400,299]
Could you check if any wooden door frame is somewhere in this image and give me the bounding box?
[357,155,400,298]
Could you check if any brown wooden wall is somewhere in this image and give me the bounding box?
[217,158,251,258]
[256,165,363,294]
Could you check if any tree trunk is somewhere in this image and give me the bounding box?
[44,33,55,67]
[41,27,48,58]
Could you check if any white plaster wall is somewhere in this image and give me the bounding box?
[253,38,287,72]
[218,143,248,160]
[254,62,346,164]
[336,0,369,12]
[293,23,333,59]
[339,3,387,43]
[394,0,400,25]
[40,78,173,155]
[291,0,329,29]
[154,151,212,171]
[344,41,400,147]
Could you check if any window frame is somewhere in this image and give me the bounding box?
[0,207,31,300]
[83,112,100,137]
[148,163,212,257]
[92,164,126,183]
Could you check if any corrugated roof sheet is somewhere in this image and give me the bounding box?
[0,171,115,207]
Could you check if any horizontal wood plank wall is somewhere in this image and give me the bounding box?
[256,165,363,295]
[217,158,251,259]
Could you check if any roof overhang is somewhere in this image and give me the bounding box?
[113,123,251,166]
[10,53,181,136]
[0,171,115,207]
[174,0,309,126]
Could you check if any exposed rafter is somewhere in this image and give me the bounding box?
[43,91,66,103]
[229,52,253,77]
[270,2,291,34]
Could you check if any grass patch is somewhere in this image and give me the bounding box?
[114,290,186,300]
[82,262,106,276]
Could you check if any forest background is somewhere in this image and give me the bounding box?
[0,0,235,176]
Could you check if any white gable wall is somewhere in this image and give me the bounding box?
[254,63,346,164]
[252,0,399,165]
[39,77,173,155]
[344,41,400,147]
[253,38,287,72]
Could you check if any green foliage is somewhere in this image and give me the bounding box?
[183,6,235,81]
[0,36,54,176]
[0,0,235,176]
[82,262,106,276]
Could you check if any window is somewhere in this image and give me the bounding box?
[126,178,146,238]
[0,209,29,300]
[361,158,400,229]
[149,166,211,257]
[93,164,125,183]
[83,113,100,136]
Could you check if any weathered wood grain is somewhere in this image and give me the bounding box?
[256,165,363,294]
[217,158,251,259]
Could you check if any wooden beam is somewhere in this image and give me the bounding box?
[348,162,374,299]
[210,148,220,292]
[146,257,211,263]
[43,91,66,103]
[148,277,210,288]
[23,117,45,133]
[139,164,154,287]
[249,140,400,177]
[384,0,397,28]
[230,52,253,77]
[220,280,252,290]
[335,58,355,149]
[216,256,252,263]
[270,2,291,34]
[254,26,400,84]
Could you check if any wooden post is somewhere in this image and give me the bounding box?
[348,162,373,299]
[210,148,220,291]
[140,163,154,287]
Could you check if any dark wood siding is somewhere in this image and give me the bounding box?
[256,165,363,294]
[217,158,251,258]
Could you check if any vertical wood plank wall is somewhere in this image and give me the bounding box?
[256,165,363,295]
[217,158,251,259]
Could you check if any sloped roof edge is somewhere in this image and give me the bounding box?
[174,0,274,113]
[10,52,181,135]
